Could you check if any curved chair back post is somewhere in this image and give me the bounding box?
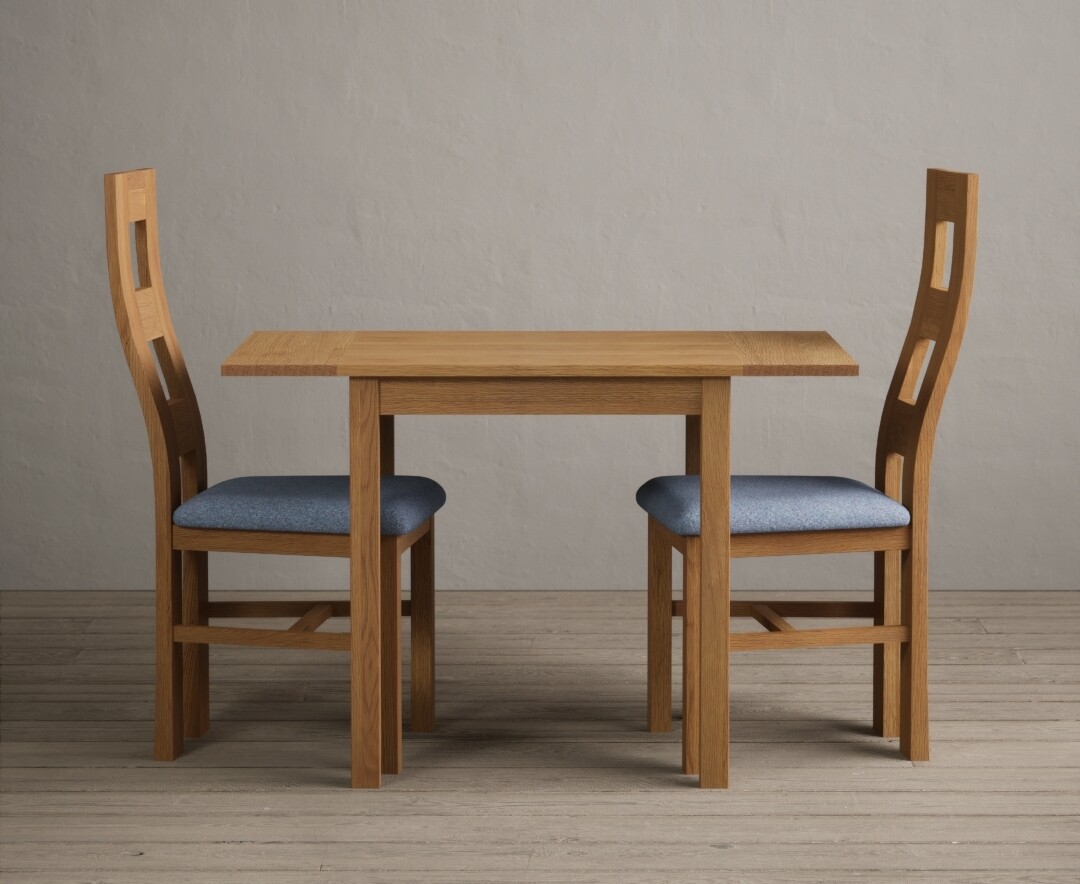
[104,169,208,523]
[876,169,978,518]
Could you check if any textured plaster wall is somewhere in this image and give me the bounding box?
[1,1,1078,591]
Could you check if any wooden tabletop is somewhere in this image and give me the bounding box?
[221,331,858,378]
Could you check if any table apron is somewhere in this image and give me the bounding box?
[376,377,704,415]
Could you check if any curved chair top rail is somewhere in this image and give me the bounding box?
[876,168,978,509]
[105,168,207,515]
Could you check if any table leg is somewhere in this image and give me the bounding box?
[378,414,405,769]
[682,413,702,773]
[698,378,731,788]
[350,378,382,788]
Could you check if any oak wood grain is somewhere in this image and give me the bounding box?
[222,330,857,379]
[349,378,382,788]
[287,603,333,633]
[698,377,732,788]
[379,378,703,415]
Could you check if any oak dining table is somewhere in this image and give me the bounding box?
[221,330,858,788]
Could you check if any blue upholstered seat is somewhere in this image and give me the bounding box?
[173,475,446,537]
[636,475,910,537]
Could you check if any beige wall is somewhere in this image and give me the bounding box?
[2,1,1078,591]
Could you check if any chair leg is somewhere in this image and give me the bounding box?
[154,543,184,761]
[381,535,403,774]
[900,539,930,760]
[410,521,436,732]
[647,517,673,732]
[682,538,701,775]
[873,549,901,738]
[182,549,210,738]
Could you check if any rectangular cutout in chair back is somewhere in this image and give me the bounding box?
[931,221,954,290]
[130,221,152,288]
[899,338,936,406]
[150,338,199,455]
[149,338,174,400]
[128,222,140,286]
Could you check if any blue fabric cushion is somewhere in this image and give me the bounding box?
[173,475,446,537]
[636,475,911,537]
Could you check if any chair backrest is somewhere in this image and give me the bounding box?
[876,169,978,526]
[105,169,207,523]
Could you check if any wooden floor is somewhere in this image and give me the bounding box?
[1,589,1078,882]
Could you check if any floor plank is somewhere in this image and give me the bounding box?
[2,589,1078,880]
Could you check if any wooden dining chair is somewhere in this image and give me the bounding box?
[105,168,441,775]
[639,169,978,773]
